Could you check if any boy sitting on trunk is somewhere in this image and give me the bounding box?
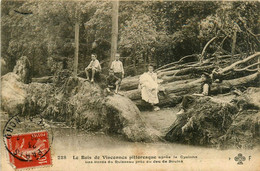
[85,53,101,83]
[106,69,121,94]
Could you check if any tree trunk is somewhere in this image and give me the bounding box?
[110,0,119,64]
[73,21,79,77]
[231,31,237,63]
[219,52,260,74]
[201,36,218,62]
[122,72,259,108]
[158,65,214,77]
[32,76,53,83]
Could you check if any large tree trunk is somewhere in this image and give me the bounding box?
[110,0,119,64]
[73,21,79,77]
[122,72,259,109]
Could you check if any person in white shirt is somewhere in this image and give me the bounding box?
[110,53,124,91]
[85,54,101,83]
[139,64,160,111]
[177,72,212,115]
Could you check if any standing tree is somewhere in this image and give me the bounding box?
[73,5,80,76]
[110,0,119,64]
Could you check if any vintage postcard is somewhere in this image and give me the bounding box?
[1,0,259,170]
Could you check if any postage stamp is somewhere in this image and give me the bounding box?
[6,131,52,169]
[3,114,53,169]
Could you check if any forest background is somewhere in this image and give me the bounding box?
[1,1,259,77]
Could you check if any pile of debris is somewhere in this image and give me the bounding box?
[165,87,260,149]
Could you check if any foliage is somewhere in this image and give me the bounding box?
[1,1,259,77]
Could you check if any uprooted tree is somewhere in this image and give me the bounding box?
[165,87,260,149]
[1,57,161,142]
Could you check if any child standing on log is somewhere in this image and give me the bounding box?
[110,53,124,90]
[106,69,121,94]
[85,54,101,83]
[139,64,160,111]
[177,72,212,115]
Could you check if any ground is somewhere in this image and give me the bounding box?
[142,108,178,135]
[141,93,236,136]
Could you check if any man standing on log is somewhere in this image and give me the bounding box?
[110,53,124,90]
[139,64,160,111]
[85,53,101,83]
[177,72,212,114]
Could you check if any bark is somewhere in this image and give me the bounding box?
[31,76,53,83]
[1,73,28,115]
[233,62,260,72]
[120,75,139,91]
[157,62,198,73]
[155,54,198,72]
[231,31,237,62]
[13,56,31,83]
[157,65,213,77]
[201,36,218,61]
[211,72,259,94]
[161,75,192,83]
[174,65,214,76]
[110,0,119,64]
[73,20,79,76]
[219,52,260,74]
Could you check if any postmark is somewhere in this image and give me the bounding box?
[3,114,53,169]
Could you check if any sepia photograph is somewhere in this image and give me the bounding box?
[1,0,259,170]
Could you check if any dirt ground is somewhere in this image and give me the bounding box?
[141,93,236,136]
[141,107,179,135]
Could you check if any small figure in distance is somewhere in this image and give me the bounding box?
[85,53,101,83]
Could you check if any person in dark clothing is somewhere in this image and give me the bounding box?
[177,72,212,115]
[210,66,223,83]
[106,69,121,94]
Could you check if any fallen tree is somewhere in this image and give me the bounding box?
[121,52,260,110]
[218,52,260,74]
[1,60,161,142]
[31,76,53,83]
[165,87,260,149]
[1,73,28,115]
[122,71,259,109]
[1,56,31,115]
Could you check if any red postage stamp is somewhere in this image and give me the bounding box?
[6,131,52,169]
